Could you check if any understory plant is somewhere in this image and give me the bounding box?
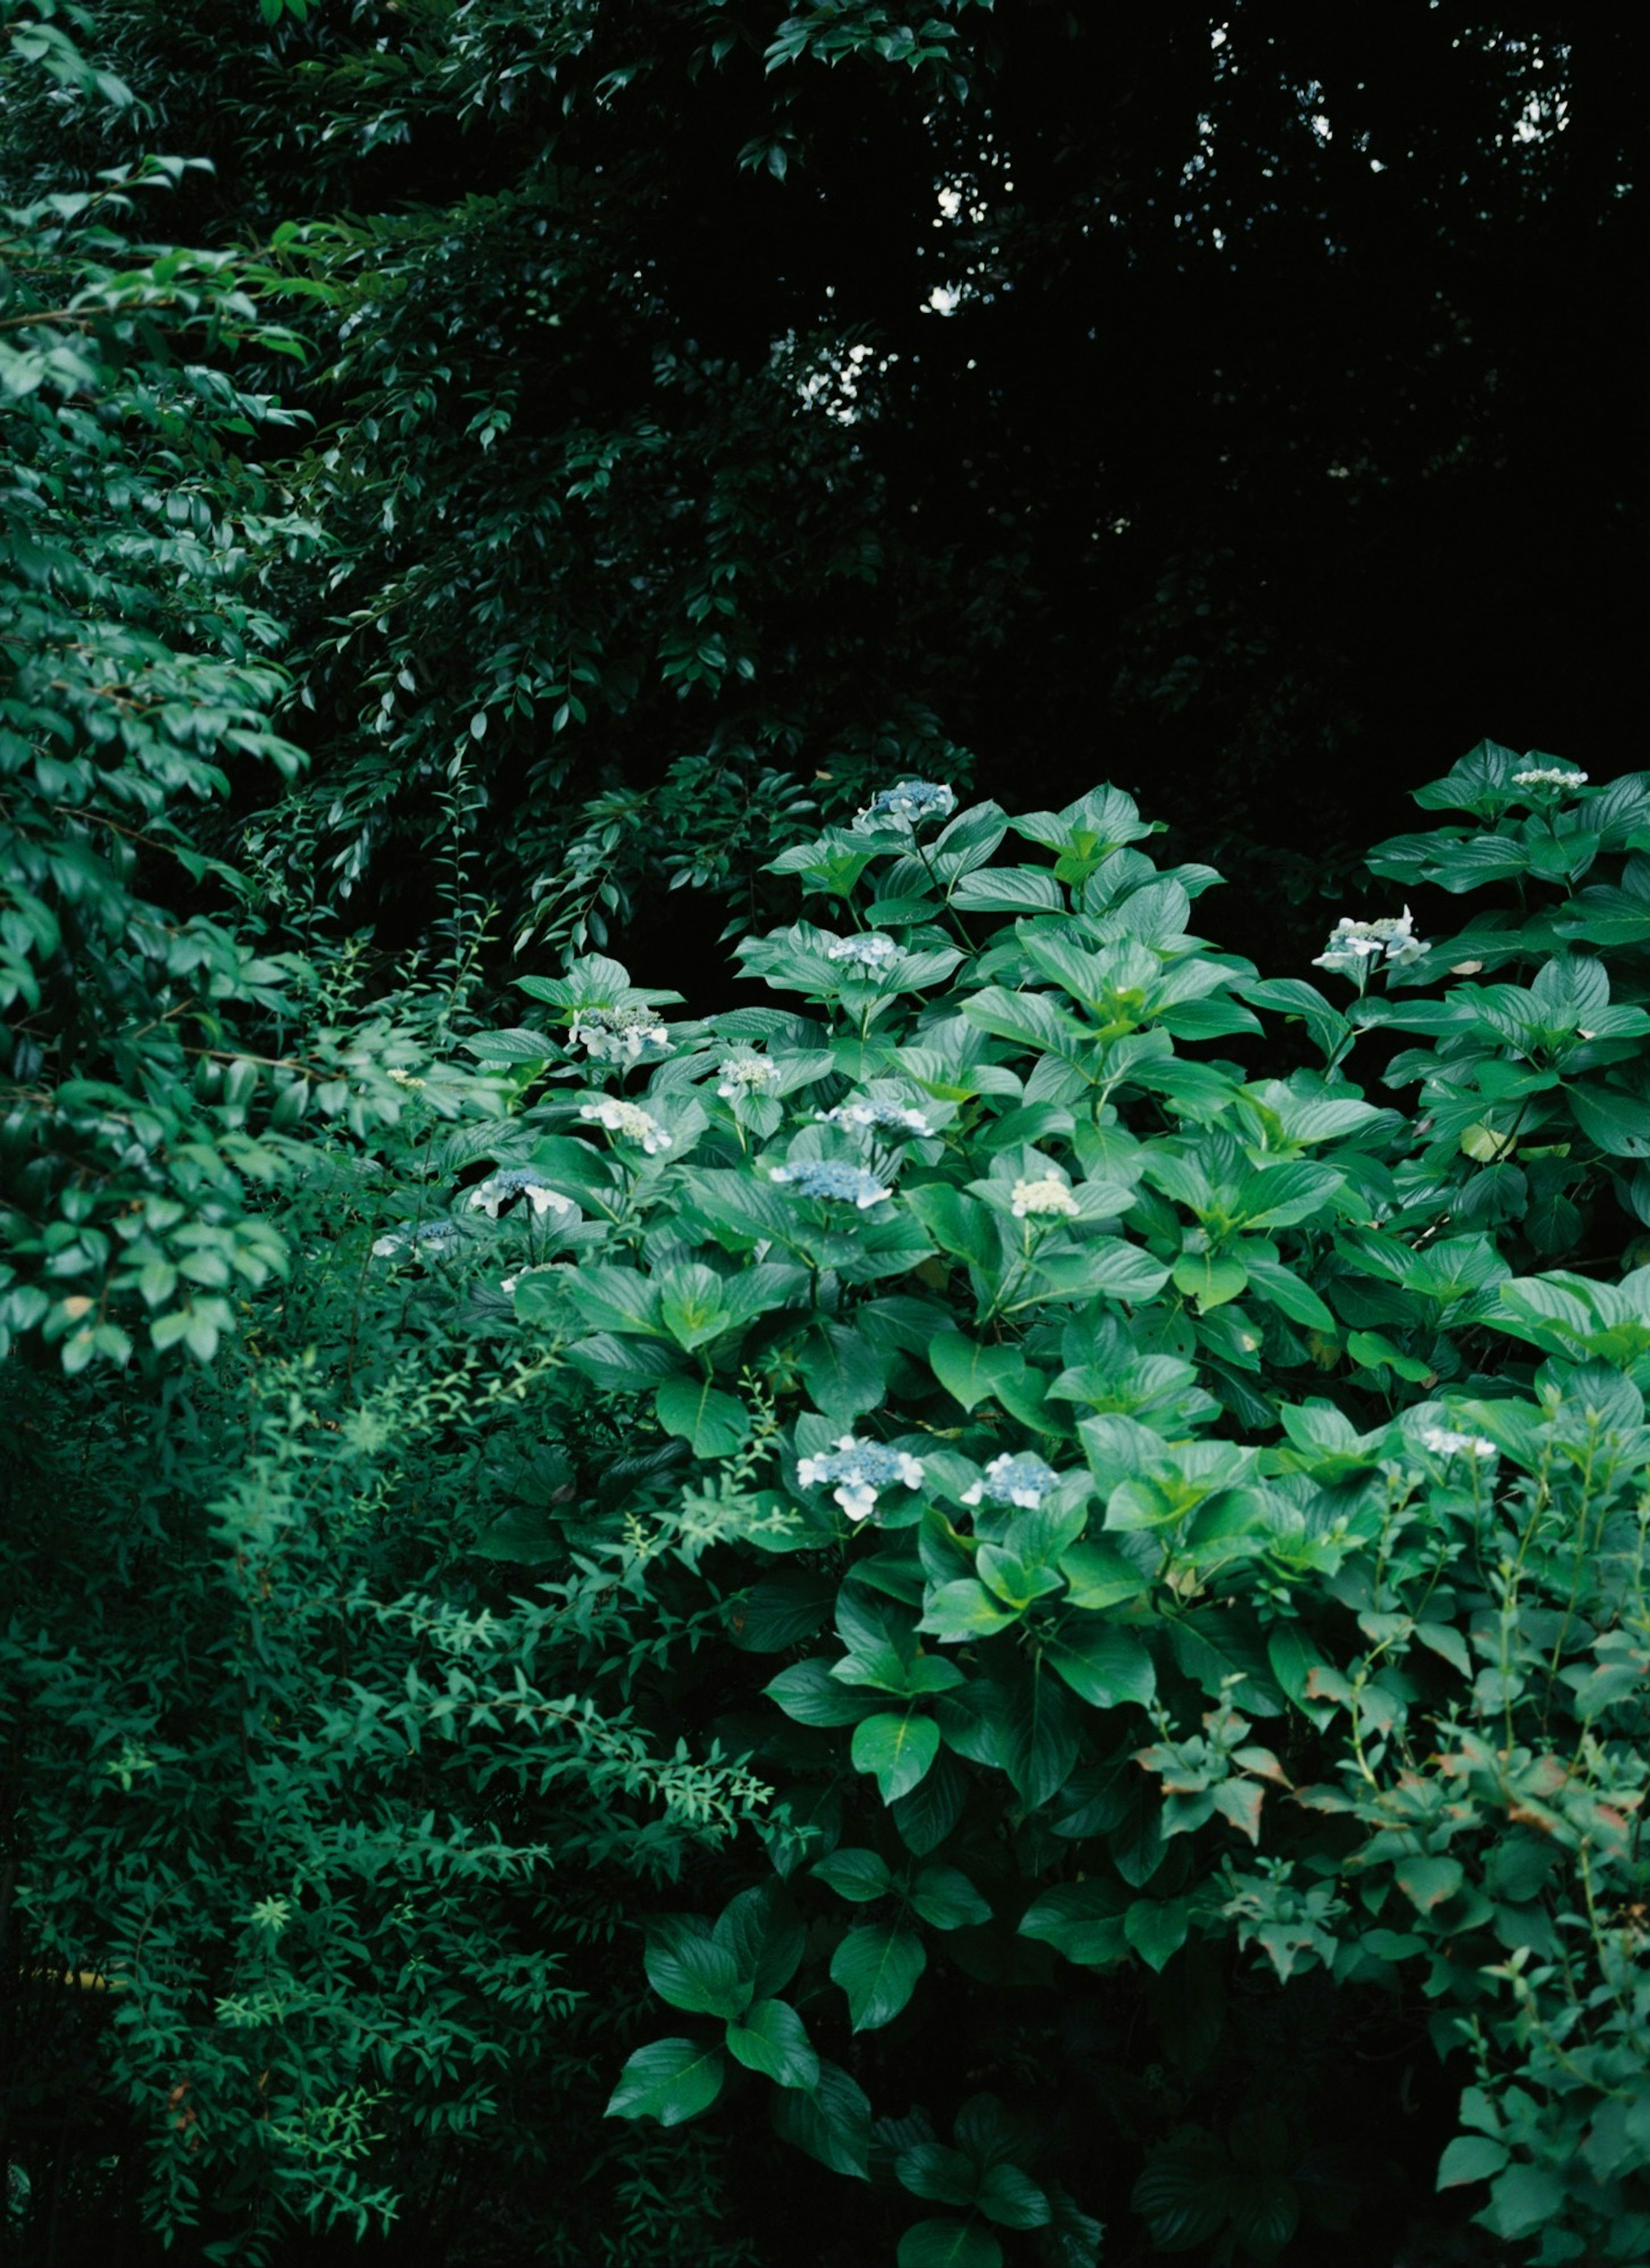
[5,743,1649,2266]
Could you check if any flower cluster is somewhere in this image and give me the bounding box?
[1011,1175,1081,1221]
[372,1218,464,1258]
[796,1434,925,1522]
[568,1004,670,1062]
[819,1098,934,1139]
[1512,766,1589,791]
[770,1161,891,1207]
[578,1098,671,1153]
[1312,906,1427,978]
[716,1054,782,1101]
[825,932,900,968]
[468,1168,575,1221]
[1418,1426,1498,1462]
[852,779,958,831]
[962,1452,1058,1510]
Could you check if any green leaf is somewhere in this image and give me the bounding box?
[812,1848,893,1903]
[1482,2162,1567,2241]
[896,2144,979,2206]
[851,1711,940,1804]
[1394,1854,1464,1913]
[975,2164,1052,2229]
[929,1332,1021,1412]
[1058,1540,1149,1610]
[831,1921,926,2030]
[1124,1896,1191,1972]
[799,1320,889,1424]
[1566,1081,1650,1157]
[1018,1880,1131,1967]
[920,1578,1022,1642]
[1044,1621,1156,1708]
[605,2038,726,2125]
[772,2058,873,2180]
[908,1864,992,1930]
[1172,1252,1248,1310]
[645,1920,752,2018]
[1436,2135,1510,2189]
[766,1659,883,1727]
[654,1376,751,1458]
[725,1998,819,2089]
[896,2220,1002,2268]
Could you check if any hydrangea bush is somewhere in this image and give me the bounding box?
[442,744,1643,2267]
[8,745,1650,2265]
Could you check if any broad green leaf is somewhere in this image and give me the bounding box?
[929,1332,1021,1412]
[644,1920,752,2018]
[908,1864,992,1930]
[920,1578,1023,1642]
[1018,1880,1131,1966]
[896,2143,978,2206]
[605,2038,725,2125]
[1172,1252,1248,1310]
[1058,1540,1150,1610]
[799,1320,889,1423]
[831,1921,926,2031]
[1395,1855,1463,1913]
[1044,1621,1155,1709]
[896,2220,1002,2268]
[1124,1896,1191,1972]
[725,1998,819,2090]
[1565,1081,1650,1157]
[851,1710,941,1803]
[975,2164,1053,2229]
[1436,2135,1511,2189]
[812,1848,893,1903]
[766,1659,884,1727]
[654,1375,751,1458]
[772,2058,873,2180]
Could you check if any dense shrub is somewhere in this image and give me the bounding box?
[9,743,1648,2265]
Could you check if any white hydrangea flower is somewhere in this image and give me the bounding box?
[716,1054,782,1101]
[852,780,958,831]
[372,1219,464,1258]
[962,1453,1058,1510]
[1011,1175,1081,1220]
[1419,1426,1498,1461]
[568,1005,671,1062]
[1313,906,1427,977]
[578,1098,671,1154]
[795,1433,925,1522]
[1512,766,1588,791]
[818,1098,934,1139]
[825,932,900,968]
[468,1168,576,1220]
[770,1160,892,1207]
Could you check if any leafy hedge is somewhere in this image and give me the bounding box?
[9,744,1648,2265]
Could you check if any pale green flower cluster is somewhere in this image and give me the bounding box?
[1011,1175,1080,1220]
[1512,766,1588,791]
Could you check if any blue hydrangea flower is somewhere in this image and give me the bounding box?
[825,932,900,968]
[770,1161,892,1208]
[819,1098,934,1139]
[852,781,958,831]
[372,1218,466,1258]
[468,1167,576,1220]
[962,1452,1059,1510]
[796,1433,925,1522]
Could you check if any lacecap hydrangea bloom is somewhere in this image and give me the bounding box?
[1512,766,1588,791]
[468,1168,575,1220]
[1011,1174,1081,1220]
[770,1160,891,1207]
[717,1054,782,1100]
[825,932,900,968]
[852,780,958,831]
[372,1218,465,1258]
[1312,906,1426,978]
[962,1452,1058,1510]
[578,1098,671,1153]
[1419,1426,1498,1461]
[796,1434,925,1522]
[568,1004,671,1061]
[819,1098,934,1138]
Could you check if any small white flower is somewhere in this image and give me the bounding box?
[568,1005,671,1062]
[387,1067,426,1089]
[1011,1175,1081,1220]
[1512,766,1588,791]
[852,780,958,831]
[1419,1426,1498,1461]
[716,1054,782,1101]
[825,932,900,968]
[770,1160,892,1207]
[796,1433,925,1522]
[962,1453,1058,1510]
[819,1098,934,1139]
[468,1168,576,1220]
[1313,905,1427,976]
[579,1099,671,1154]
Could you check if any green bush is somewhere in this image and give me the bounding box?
[6,745,1650,2265]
